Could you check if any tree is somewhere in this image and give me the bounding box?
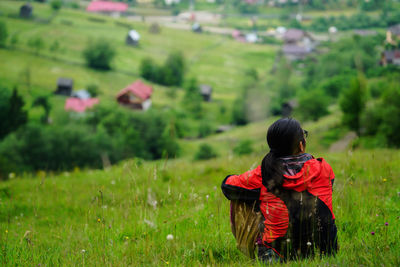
[140,57,159,82]
[339,76,366,135]
[28,36,45,55]
[32,96,51,124]
[0,87,27,140]
[297,89,330,121]
[0,20,8,48]
[183,78,202,118]
[376,84,400,147]
[50,0,62,11]
[83,39,116,70]
[194,144,217,160]
[161,51,185,86]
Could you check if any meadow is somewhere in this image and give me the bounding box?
[1,144,399,266]
[1,1,400,266]
[1,113,399,266]
[0,1,277,125]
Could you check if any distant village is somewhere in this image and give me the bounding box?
[16,0,396,115]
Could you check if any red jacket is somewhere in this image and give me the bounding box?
[222,153,337,258]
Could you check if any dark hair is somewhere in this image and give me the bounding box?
[261,118,305,192]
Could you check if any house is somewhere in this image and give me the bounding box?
[282,29,315,60]
[199,84,212,102]
[72,89,91,99]
[20,3,33,18]
[282,44,311,61]
[116,80,153,110]
[192,23,202,33]
[380,50,400,66]
[126,30,140,46]
[86,1,128,15]
[386,24,400,45]
[65,98,99,113]
[55,78,73,96]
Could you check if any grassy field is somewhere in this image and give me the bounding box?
[0,141,399,266]
[0,1,277,125]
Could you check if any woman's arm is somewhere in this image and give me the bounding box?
[221,166,263,202]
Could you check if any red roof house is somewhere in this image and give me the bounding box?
[116,80,153,110]
[65,98,99,113]
[87,1,128,13]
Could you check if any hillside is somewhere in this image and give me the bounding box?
[0,1,277,125]
[0,133,399,266]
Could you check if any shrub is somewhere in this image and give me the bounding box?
[28,36,45,55]
[140,51,185,86]
[83,39,116,70]
[339,77,367,135]
[183,78,202,118]
[86,84,100,97]
[198,120,212,138]
[297,89,330,121]
[194,144,217,160]
[233,139,253,155]
[0,21,8,48]
[50,0,62,11]
[0,87,27,140]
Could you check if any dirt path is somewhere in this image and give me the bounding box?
[329,132,357,152]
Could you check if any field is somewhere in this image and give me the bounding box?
[0,1,277,125]
[1,1,400,266]
[1,142,399,266]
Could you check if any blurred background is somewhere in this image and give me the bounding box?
[0,0,400,177]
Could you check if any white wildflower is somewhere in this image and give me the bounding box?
[166,234,174,241]
[286,238,291,243]
[307,241,312,246]
[81,249,86,253]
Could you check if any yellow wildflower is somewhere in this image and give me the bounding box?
[383,178,387,182]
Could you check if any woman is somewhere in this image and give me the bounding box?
[221,118,338,263]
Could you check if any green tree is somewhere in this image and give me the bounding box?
[233,139,253,155]
[50,0,62,11]
[297,89,330,121]
[183,78,202,118]
[339,76,367,135]
[83,39,116,70]
[0,87,28,140]
[140,57,159,82]
[32,96,51,124]
[194,144,217,160]
[377,84,400,147]
[161,51,185,86]
[0,20,8,48]
[28,36,45,55]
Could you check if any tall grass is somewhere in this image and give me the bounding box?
[0,149,399,266]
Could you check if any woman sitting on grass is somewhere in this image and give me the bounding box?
[221,118,338,263]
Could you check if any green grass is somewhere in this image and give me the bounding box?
[0,145,399,266]
[0,1,277,126]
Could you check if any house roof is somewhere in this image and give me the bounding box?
[383,50,400,60]
[57,78,73,87]
[72,89,91,100]
[389,24,400,36]
[65,97,99,113]
[87,1,128,12]
[117,80,153,100]
[283,29,306,42]
[282,44,311,56]
[128,30,140,41]
[199,84,212,95]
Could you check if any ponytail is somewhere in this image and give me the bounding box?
[261,151,283,193]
